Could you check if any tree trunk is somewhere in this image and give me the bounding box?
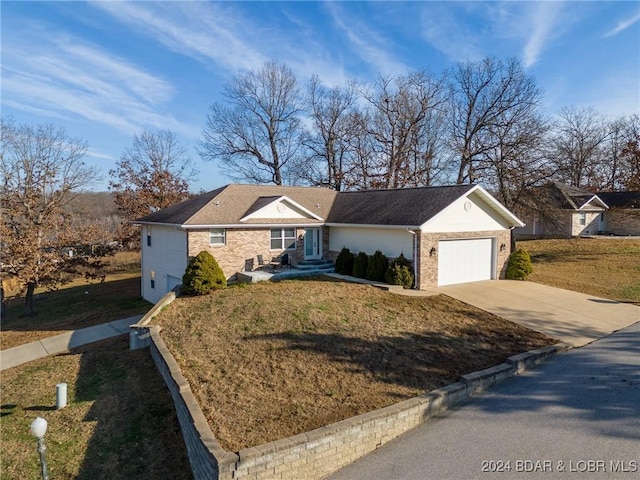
[23,282,35,316]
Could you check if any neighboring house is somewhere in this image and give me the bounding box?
[514,182,609,239]
[136,184,524,303]
[596,191,640,236]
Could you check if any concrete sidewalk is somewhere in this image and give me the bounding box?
[0,315,142,371]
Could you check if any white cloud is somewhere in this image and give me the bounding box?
[1,25,197,137]
[324,2,407,76]
[420,4,484,63]
[604,11,640,38]
[92,2,267,72]
[522,2,565,68]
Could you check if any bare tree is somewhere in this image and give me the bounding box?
[1,118,100,316]
[549,106,608,189]
[362,71,447,188]
[448,57,544,184]
[297,76,360,191]
[199,61,304,185]
[601,114,640,191]
[109,129,196,247]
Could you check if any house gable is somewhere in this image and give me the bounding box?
[422,187,523,233]
[239,196,324,222]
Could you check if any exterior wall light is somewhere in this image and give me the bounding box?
[430,247,437,256]
[500,243,507,252]
[29,417,50,480]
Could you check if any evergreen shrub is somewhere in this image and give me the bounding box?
[367,250,389,282]
[505,248,533,280]
[353,252,369,279]
[384,253,414,288]
[182,251,226,295]
[335,247,355,275]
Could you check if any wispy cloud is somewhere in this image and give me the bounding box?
[420,3,485,63]
[604,11,640,38]
[522,2,565,68]
[324,3,407,76]
[92,2,267,73]
[1,22,196,137]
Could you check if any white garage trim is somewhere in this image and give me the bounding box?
[437,238,495,286]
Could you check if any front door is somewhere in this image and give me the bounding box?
[304,228,322,260]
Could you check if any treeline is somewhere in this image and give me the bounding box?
[199,58,639,214]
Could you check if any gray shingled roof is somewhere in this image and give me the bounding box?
[547,182,606,210]
[596,191,640,209]
[136,184,337,226]
[326,184,476,225]
[136,183,488,227]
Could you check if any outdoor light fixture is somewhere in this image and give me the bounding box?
[29,417,49,480]
[500,243,507,252]
[430,247,437,256]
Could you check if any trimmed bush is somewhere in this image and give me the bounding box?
[367,250,389,282]
[353,252,369,279]
[335,247,355,275]
[384,253,414,288]
[505,248,533,280]
[182,251,226,295]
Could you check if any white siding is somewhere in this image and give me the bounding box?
[422,192,510,233]
[329,227,413,259]
[246,200,312,219]
[141,225,188,304]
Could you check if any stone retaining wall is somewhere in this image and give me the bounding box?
[133,308,570,480]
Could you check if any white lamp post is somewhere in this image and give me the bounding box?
[29,417,50,480]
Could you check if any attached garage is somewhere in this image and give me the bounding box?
[437,238,495,286]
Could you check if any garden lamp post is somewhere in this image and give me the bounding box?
[29,417,50,480]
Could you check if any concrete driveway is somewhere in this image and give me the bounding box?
[436,280,640,347]
[328,320,640,480]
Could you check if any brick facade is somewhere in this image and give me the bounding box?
[187,228,310,280]
[605,209,640,236]
[417,230,511,289]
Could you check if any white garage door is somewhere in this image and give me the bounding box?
[438,238,494,286]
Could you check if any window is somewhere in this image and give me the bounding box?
[578,213,586,226]
[209,228,226,245]
[147,234,152,247]
[271,228,296,250]
[150,270,155,289]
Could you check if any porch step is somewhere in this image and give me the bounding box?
[294,259,334,271]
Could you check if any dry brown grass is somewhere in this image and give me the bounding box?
[518,238,640,304]
[1,273,149,350]
[1,336,191,480]
[154,277,555,452]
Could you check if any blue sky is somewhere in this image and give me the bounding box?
[2,1,639,192]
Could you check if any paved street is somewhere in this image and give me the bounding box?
[328,320,640,480]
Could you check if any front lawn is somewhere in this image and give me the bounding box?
[518,238,640,304]
[154,277,556,452]
[0,336,191,480]
[1,273,150,349]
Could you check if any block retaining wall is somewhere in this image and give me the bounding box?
[133,306,570,480]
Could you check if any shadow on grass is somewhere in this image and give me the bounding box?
[2,277,149,334]
[71,336,192,480]
[247,327,552,392]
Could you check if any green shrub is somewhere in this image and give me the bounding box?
[384,253,414,288]
[335,247,355,275]
[505,248,533,280]
[182,251,226,295]
[367,250,389,282]
[353,252,369,279]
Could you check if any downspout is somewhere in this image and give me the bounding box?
[406,229,418,289]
